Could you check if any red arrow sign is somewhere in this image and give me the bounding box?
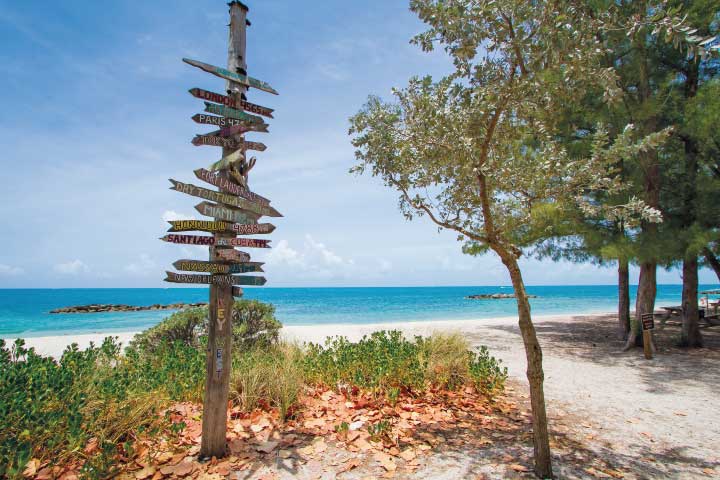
[189,88,274,118]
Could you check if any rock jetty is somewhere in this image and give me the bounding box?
[50,302,207,314]
[466,293,538,300]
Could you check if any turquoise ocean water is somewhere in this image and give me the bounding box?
[1,285,717,338]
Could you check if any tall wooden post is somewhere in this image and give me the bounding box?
[200,1,249,459]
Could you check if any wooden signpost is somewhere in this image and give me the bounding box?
[169,179,282,217]
[183,57,279,95]
[165,271,266,286]
[194,168,270,205]
[173,259,264,274]
[195,201,259,225]
[204,102,264,124]
[168,219,275,235]
[216,249,251,263]
[192,113,269,132]
[189,88,274,118]
[192,135,241,148]
[161,234,270,248]
[160,1,280,459]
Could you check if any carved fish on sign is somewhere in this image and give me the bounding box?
[194,168,270,205]
[169,180,282,217]
[208,149,245,171]
[204,102,264,124]
[195,202,259,224]
[183,58,279,95]
[189,88,274,118]
[172,259,264,274]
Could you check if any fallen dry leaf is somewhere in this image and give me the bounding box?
[509,464,529,472]
[375,452,397,472]
[399,448,417,462]
[338,457,362,473]
[134,466,156,480]
[23,458,41,478]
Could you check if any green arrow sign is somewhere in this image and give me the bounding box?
[183,58,279,95]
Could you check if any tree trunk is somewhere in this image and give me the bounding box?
[618,258,631,340]
[498,250,553,479]
[680,255,703,347]
[703,247,720,282]
[625,262,656,350]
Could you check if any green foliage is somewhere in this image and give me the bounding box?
[129,300,281,352]
[0,337,203,479]
[302,330,507,397]
[231,299,281,351]
[130,307,207,350]
[230,343,304,422]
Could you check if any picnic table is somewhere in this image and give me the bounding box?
[658,305,719,329]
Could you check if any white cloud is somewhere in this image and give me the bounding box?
[162,210,196,223]
[124,254,157,276]
[0,264,24,276]
[54,259,90,275]
[265,235,355,280]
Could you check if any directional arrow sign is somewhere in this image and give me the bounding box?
[243,141,267,152]
[192,114,269,132]
[194,169,270,205]
[192,135,241,148]
[209,149,245,171]
[160,235,270,248]
[217,249,251,263]
[168,220,231,233]
[231,223,275,235]
[165,271,265,286]
[216,238,271,248]
[173,259,264,274]
[160,234,215,246]
[189,88,274,118]
[195,202,259,224]
[169,180,282,217]
[165,271,233,285]
[183,58,279,95]
[232,276,267,286]
[168,218,274,235]
[204,102,263,124]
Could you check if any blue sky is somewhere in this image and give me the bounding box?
[0,0,715,288]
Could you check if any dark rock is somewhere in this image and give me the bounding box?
[50,302,209,314]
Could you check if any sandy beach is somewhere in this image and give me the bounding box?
[15,312,720,478]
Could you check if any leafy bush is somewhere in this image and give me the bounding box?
[129,299,281,352]
[231,300,281,350]
[0,336,205,479]
[302,330,507,397]
[130,307,207,351]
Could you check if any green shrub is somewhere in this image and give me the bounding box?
[0,336,205,479]
[129,299,281,352]
[130,307,207,351]
[302,330,507,398]
[231,299,281,350]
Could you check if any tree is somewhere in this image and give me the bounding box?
[349,1,664,476]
